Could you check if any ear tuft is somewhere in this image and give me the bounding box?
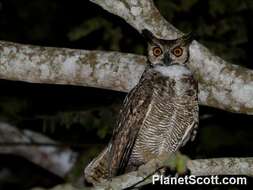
[181,32,195,45]
[141,29,155,42]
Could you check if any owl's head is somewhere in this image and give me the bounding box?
[142,29,193,66]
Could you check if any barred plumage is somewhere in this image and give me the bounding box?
[84,29,198,185]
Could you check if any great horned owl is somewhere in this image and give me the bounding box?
[84,30,198,185]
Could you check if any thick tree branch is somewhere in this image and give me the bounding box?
[89,0,253,114]
[92,154,253,189]
[188,157,253,177]
[32,154,253,190]
[0,41,145,91]
[1,40,253,115]
[0,0,253,115]
[0,122,77,177]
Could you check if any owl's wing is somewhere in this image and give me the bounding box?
[176,80,199,148]
[108,73,154,177]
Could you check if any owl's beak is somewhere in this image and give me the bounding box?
[163,53,171,66]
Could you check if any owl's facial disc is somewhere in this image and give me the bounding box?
[142,29,193,67]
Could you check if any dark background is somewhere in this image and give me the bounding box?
[0,0,252,189]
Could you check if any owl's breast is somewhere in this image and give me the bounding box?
[129,71,198,165]
[129,81,175,162]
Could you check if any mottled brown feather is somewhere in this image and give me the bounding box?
[84,30,198,185]
[108,68,155,177]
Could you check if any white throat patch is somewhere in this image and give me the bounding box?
[154,65,191,79]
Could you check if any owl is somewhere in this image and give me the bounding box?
[84,29,198,185]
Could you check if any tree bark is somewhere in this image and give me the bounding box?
[188,157,253,177]
[92,154,252,189]
[0,1,252,189]
[89,0,253,114]
[1,122,251,189]
[0,122,77,177]
[1,0,253,114]
[0,41,146,91]
[32,154,253,190]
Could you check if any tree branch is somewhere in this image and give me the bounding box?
[92,154,253,189]
[32,154,253,190]
[0,122,77,177]
[89,0,253,114]
[188,157,253,177]
[0,0,253,115]
[0,41,146,92]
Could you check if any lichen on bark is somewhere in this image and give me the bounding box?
[1,0,253,115]
[89,0,253,114]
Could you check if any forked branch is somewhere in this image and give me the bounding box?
[1,0,253,114]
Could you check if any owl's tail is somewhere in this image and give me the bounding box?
[84,147,109,185]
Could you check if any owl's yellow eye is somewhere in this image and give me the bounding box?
[153,47,162,57]
[172,47,183,57]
